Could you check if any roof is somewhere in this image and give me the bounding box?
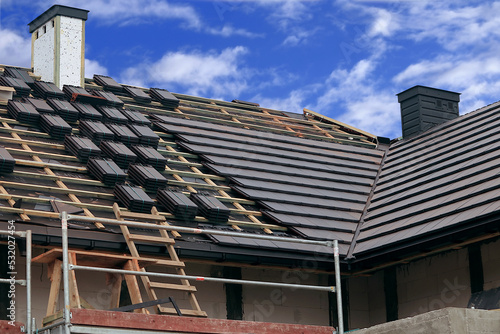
[0,64,499,273]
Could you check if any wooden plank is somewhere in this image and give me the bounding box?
[68,252,81,309]
[15,158,86,172]
[118,210,165,222]
[123,260,147,314]
[149,282,197,292]
[6,147,79,161]
[69,308,335,333]
[32,248,160,268]
[0,181,113,199]
[167,179,231,191]
[158,307,207,317]
[46,259,62,316]
[108,273,123,309]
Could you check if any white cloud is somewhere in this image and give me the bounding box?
[312,58,401,138]
[120,46,250,98]
[54,0,202,28]
[253,89,307,114]
[281,27,319,46]
[0,28,31,68]
[206,25,263,38]
[85,59,108,78]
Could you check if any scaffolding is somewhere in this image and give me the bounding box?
[0,228,32,334]
[33,212,343,334]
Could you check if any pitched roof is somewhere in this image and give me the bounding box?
[1,64,499,272]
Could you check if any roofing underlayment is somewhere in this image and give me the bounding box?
[0,66,499,273]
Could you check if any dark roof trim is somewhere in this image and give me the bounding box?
[396,85,461,103]
[28,5,89,33]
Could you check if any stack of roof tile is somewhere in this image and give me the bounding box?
[191,194,230,223]
[0,147,16,174]
[128,164,168,191]
[72,102,103,121]
[39,114,72,139]
[79,120,115,145]
[128,124,160,148]
[47,98,79,122]
[149,88,179,108]
[93,75,123,92]
[97,106,128,124]
[107,124,140,147]
[7,100,40,123]
[92,90,124,108]
[3,67,35,86]
[130,145,166,171]
[63,85,90,100]
[114,184,154,213]
[25,98,54,114]
[100,141,137,169]
[87,157,127,185]
[157,190,198,221]
[0,77,31,96]
[65,135,102,162]
[33,81,66,99]
[123,86,152,103]
[122,109,151,126]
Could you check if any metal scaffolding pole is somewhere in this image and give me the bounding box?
[61,212,343,333]
[65,214,333,247]
[61,211,71,334]
[69,264,336,292]
[334,240,344,334]
[0,229,32,334]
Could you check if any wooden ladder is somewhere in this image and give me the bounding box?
[113,203,207,317]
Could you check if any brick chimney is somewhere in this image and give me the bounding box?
[28,5,89,88]
[397,85,460,139]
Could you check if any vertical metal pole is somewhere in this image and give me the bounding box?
[334,240,344,334]
[25,230,32,334]
[61,212,71,334]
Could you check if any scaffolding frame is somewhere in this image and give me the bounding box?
[36,212,344,334]
[0,228,32,334]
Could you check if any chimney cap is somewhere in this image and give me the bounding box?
[397,85,460,103]
[28,5,89,33]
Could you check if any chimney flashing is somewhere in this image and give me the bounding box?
[28,5,88,33]
[397,85,460,103]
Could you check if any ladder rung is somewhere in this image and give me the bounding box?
[119,211,166,221]
[158,306,207,317]
[149,282,197,292]
[127,234,175,245]
[141,258,185,268]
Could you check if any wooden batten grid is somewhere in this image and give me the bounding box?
[113,203,207,317]
[161,107,272,234]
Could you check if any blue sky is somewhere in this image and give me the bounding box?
[1,0,500,139]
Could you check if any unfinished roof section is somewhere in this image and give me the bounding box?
[0,65,384,269]
[154,115,385,256]
[353,100,500,261]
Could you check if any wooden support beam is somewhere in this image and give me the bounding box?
[46,259,62,317]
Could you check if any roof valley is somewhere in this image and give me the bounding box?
[345,142,391,260]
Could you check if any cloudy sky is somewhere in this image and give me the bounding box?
[1,0,499,138]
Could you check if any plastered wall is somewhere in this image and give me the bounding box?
[32,19,55,84]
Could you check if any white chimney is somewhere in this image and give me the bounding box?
[28,5,89,88]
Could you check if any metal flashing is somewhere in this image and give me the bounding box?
[28,5,89,33]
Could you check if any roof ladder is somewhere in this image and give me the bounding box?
[113,203,207,317]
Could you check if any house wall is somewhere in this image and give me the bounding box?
[348,270,386,329]
[9,253,331,327]
[241,267,330,325]
[481,237,500,291]
[396,248,471,318]
[348,239,500,330]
